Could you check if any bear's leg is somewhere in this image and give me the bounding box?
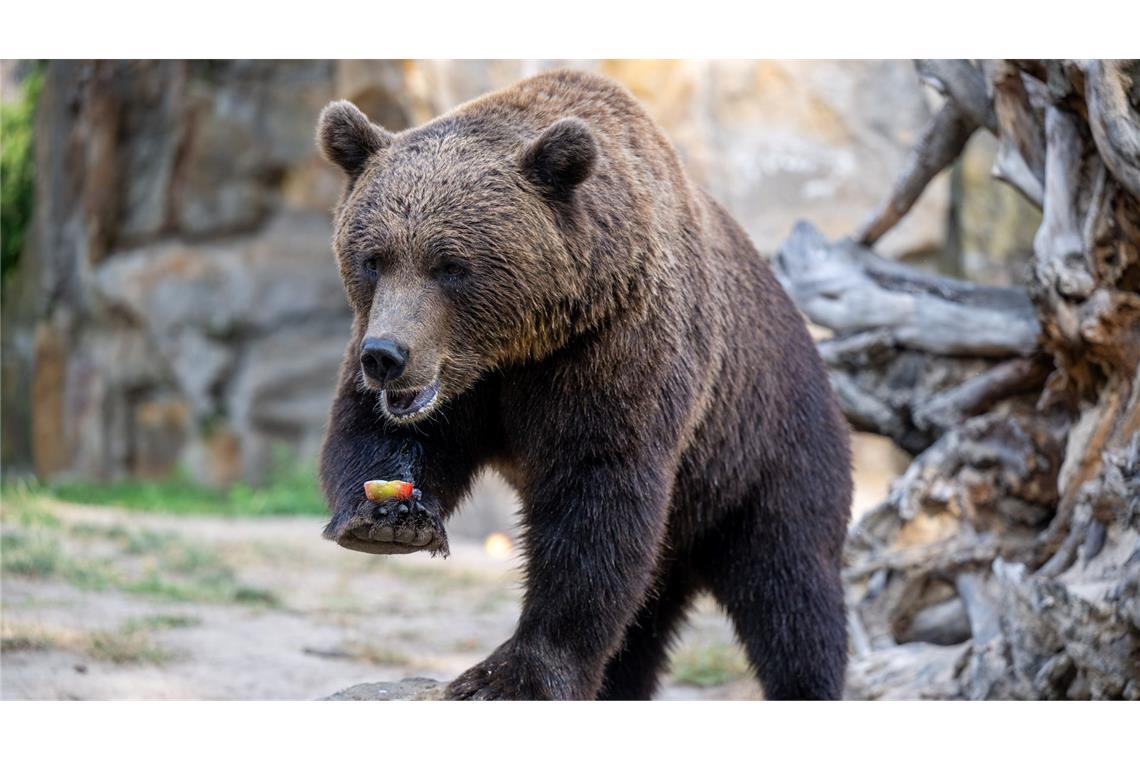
[699,508,847,700]
[447,458,674,699]
[597,561,698,700]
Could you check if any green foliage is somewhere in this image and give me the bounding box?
[1,65,43,283]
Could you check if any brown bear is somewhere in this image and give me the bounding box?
[316,69,852,700]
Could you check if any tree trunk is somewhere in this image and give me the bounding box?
[775,59,1140,700]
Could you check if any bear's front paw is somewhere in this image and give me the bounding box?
[323,492,449,557]
[447,639,586,700]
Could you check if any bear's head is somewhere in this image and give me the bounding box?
[317,100,598,424]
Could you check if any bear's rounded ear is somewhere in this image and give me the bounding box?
[316,100,393,176]
[520,118,598,199]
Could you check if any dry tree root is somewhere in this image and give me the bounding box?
[776,59,1140,700]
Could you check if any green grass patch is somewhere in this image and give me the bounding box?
[61,557,123,591]
[1,624,61,652]
[1,619,179,666]
[2,515,280,608]
[378,559,492,591]
[119,570,279,608]
[122,614,201,633]
[0,481,61,528]
[344,640,413,667]
[86,627,178,665]
[231,586,280,606]
[1,532,60,577]
[670,642,752,688]
[4,458,327,517]
[1,531,121,589]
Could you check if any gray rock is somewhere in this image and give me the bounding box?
[94,212,349,430]
[116,61,187,244]
[175,61,336,238]
[323,678,447,701]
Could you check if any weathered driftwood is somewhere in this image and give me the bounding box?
[990,61,1047,206]
[1084,60,1140,200]
[915,59,997,134]
[777,222,1040,357]
[856,103,983,247]
[775,223,1045,454]
[778,59,1140,700]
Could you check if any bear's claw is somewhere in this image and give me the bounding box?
[323,491,449,557]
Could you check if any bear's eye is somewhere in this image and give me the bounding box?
[362,257,379,278]
[437,259,467,282]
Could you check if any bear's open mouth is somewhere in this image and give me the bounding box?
[382,381,440,419]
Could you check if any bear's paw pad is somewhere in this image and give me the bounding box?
[323,495,449,557]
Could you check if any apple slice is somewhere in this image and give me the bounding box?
[363,479,415,502]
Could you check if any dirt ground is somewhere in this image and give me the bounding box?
[0,499,760,700]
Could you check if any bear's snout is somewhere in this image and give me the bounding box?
[360,336,409,385]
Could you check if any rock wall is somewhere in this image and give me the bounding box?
[2,60,952,485]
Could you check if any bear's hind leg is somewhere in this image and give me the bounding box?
[699,507,847,700]
[597,562,698,700]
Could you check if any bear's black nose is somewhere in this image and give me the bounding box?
[360,337,409,384]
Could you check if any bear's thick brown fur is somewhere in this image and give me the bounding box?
[317,70,852,699]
